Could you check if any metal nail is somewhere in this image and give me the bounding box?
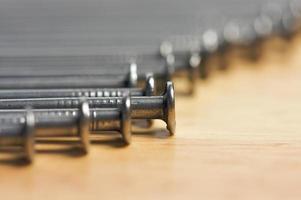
[0,97,132,161]
[0,63,138,89]
[0,111,35,163]
[159,41,200,95]
[0,82,175,135]
[0,74,155,99]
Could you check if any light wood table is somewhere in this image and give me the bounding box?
[0,37,301,200]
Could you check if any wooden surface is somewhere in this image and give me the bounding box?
[1,36,301,200]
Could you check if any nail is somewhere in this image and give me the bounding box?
[0,111,35,163]
[0,97,132,161]
[160,41,200,95]
[0,82,175,135]
[0,74,155,99]
[0,63,138,89]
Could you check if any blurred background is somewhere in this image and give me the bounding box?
[0,0,301,199]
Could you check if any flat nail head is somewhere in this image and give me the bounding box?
[23,111,35,163]
[163,81,176,135]
[78,101,91,154]
[121,96,132,145]
[144,74,155,96]
[188,53,201,95]
[128,62,138,87]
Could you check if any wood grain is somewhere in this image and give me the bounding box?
[0,36,301,200]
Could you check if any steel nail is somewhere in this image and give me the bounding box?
[0,97,132,161]
[0,63,138,89]
[0,82,175,135]
[159,41,200,95]
[0,74,155,99]
[0,111,35,163]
